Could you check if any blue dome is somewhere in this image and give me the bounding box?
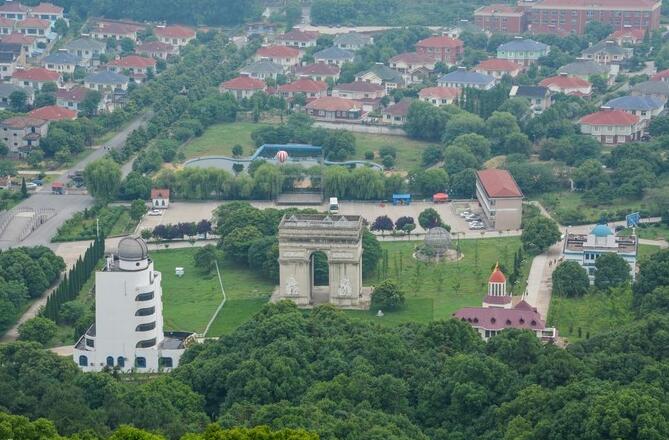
[591,224,613,237]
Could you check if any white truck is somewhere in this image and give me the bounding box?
[329,197,339,214]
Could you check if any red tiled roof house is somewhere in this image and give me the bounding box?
[305,96,362,122]
[155,25,196,47]
[28,104,77,121]
[219,75,267,100]
[11,67,60,90]
[474,59,523,79]
[539,74,592,97]
[107,55,156,83]
[0,115,48,155]
[332,81,386,100]
[151,188,170,209]
[254,45,300,69]
[579,108,642,145]
[474,4,526,34]
[276,30,319,48]
[475,169,523,231]
[419,86,460,106]
[56,86,91,112]
[415,35,464,66]
[136,41,178,60]
[382,98,413,126]
[278,78,328,101]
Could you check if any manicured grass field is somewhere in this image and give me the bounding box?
[620,224,669,242]
[538,191,651,225]
[180,122,433,171]
[181,122,271,159]
[547,244,662,342]
[151,248,274,336]
[347,237,530,326]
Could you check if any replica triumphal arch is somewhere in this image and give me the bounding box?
[276,214,368,308]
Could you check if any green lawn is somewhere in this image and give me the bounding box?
[152,248,274,336]
[181,122,271,159]
[547,244,663,343]
[347,237,530,326]
[179,122,433,171]
[350,132,433,170]
[620,224,669,242]
[53,206,139,242]
[538,191,653,225]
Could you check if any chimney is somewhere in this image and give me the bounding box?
[600,105,612,111]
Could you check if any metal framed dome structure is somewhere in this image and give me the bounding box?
[424,226,451,256]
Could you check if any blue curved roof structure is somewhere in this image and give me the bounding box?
[591,224,614,237]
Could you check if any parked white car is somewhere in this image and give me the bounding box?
[148,209,162,216]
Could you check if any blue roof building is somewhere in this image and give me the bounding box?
[562,222,637,283]
[313,47,355,66]
[497,39,550,66]
[438,69,495,90]
[605,95,665,124]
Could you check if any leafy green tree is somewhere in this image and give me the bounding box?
[9,90,27,112]
[371,215,394,235]
[222,226,263,264]
[80,90,102,117]
[502,132,532,156]
[119,172,153,200]
[130,199,148,221]
[409,168,449,196]
[421,145,444,166]
[18,317,57,345]
[418,208,443,230]
[449,168,477,198]
[362,229,381,276]
[594,253,631,290]
[450,133,491,161]
[372,280,405,311]
[521,217,561,253]
[405,101,448,141]
[194,244,222,275]
[84,159,121,202]
[442,113,486,144]
[442,145,479,175]
[232,145,243,157]
[552,261,590,297]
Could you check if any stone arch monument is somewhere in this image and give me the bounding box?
[275,214,369,309]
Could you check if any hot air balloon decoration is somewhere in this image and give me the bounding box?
[275,150,289,163]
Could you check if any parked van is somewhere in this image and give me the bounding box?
[329,197,339,214]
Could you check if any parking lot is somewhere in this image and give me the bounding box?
[136,199,492,235]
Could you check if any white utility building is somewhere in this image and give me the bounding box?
[73,237,192,372]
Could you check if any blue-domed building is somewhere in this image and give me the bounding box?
[562,222,638,283]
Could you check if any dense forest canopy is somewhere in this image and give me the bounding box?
[311,0,490,26]
[15,0,262,26]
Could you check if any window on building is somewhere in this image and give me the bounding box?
[78,355,88,366]
[117,356,125,368]
[135,306,155,316]
[135,357,146,368]
[136,338,157,348]
[159,357,173,368]
[106,356,114,367]
[136,322,156,332]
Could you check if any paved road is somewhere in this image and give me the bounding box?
[0,112,152,250]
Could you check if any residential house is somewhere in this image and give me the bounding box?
[219,75,267,100]
[11,67,60,90]
[389,52,436,83]
[276,30,319,48]
[0,50,18,79]
[474,59,523,79]
[333,32,372,51]
[313,46,354,67]
[0,83,32,108]
[438,69,495,90]
[0,41,24,66]
[29,3,65,23]
[562,223,637,282]
[239,60,284,80]
[42,51,80,74]
[558,60,613,83]
[254,45,300,69]
[539,75,592,97]
[136,41,177,60]
[382,98,412,126]
[0,2,29,20]
[245,22,277,38]
[605,95,664,128]
[294,63,340,82]
[332,81,386,100]
[277,78,328,101]
[56,86,90,112]
[84,71,129,93]
[355,63,404,92]
[651,69,669,82]
[305,96,362,121]
[0,17,13,34]
[418,86,460,106]
[475,168,523,231]
[581,41,632,65]
[64,38,106,66]
[509,85,551,115]
[89,20,144,42]
[474,4,527,34]
[154,25,196,48]
[454,266,557,342]
[15,17,52,43]
[496,38,549,66]
[2,33,37,57]
[629,80,669,103]
[579,108,643,144]
[609,28,646,45]
[0,115,48,155]
[415,35,464,65]
[28,105,76,121]
[107,55,156,84]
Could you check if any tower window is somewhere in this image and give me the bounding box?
[117,356,125,368]
[135,357,146,368]
[159,357,173,368]
[78,355,88,367]
[106,356,114,367]
[135,306,155,316]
